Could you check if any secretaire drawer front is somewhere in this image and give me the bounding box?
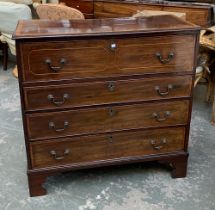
[24,75,192,111]
[21,35,196,82]
[116,35,195,72]
[22,39,111,82]
[26,100,189,140]
[30,127,185,169]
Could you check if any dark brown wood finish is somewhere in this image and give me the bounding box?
[158,153,189,178]
[23,75,192,111]
[15,40,33,171]
[94,0,214,27]
[14,16,199,196]
[28,152,188,195]
[59,0,214,27]
[26,100,189,140]
[30,127,185,168]
[61,0,94,18]
[13,16,199,39]
[28,171,57,196]
[20,34,195,82]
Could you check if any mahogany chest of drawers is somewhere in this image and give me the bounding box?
[14,15,200,196]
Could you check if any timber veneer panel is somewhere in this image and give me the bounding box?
[60,0,94,18]
[59,0,214,27]
[94,1,214,27]
[26,100,189,140]
[23,75,192,111]
[30,127,186,169]
[20,34,195,82]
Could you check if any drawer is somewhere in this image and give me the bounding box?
[30,127,185,169]
[24,75,192,111]
[26,100,189,140]
[163,5,212,28]
[60,0,93,14]
[20,35,196,82]
[94,1,213,27]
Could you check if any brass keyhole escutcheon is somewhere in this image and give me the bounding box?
[107,81,116,92]
[108,107,117,117]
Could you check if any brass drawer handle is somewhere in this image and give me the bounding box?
[45,58,67,72]
[152,111,171,122]
[155,84,173,96]
[108,107,117,117]
[47,93,70,106]
[107,81,116,92]
[155,52,174,64]
[49,121,69,132]
[50,149,70,160]
[151,138,167,150]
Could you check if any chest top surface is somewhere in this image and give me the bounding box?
[13,15,199,40]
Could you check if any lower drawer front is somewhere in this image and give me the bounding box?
[24,75,192,111]
[30,127,185,169]
[26,100,189,140]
